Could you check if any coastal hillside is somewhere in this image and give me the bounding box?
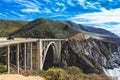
[0,19,27,37]
[62,21,118,38]
[11,18,79,38]
[62,21,120,45]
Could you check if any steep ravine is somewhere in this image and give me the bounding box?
[60,37,120,75]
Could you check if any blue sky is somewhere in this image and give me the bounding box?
[0,0,120,36]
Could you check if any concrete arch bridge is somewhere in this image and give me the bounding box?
[0,38,67,73]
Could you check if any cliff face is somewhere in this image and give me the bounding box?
[68,33,85,40]
[61,38,120,74]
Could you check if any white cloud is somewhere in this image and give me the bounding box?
[11,11,24,17]
[56,2,66,11]
[55,8,60,12]
[18,1,41,13]
[43,0,50,3]
[77,0,86,6]
[86,2,100,9]
[33,0,41,6]
[50,14,69,18]
[67,0,76,6]
[21,8,40,13]
[0,13,7,17]
[70,8,120,36]
[56,2,64,6]
[77,0,101,9]
[108,0,113,2]
[94,24,120,36]
[3,0,41,13]
[71,8,120,24]
[44,8,52,13]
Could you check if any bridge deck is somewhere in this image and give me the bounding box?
[0,38,38,47]
[0,38,67,47]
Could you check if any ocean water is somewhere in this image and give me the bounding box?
[104,67,120,80]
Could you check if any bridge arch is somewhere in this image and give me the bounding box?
[42,42,61,69]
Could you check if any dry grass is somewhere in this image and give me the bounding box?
[0,74,45,80]
[87,74,114,80]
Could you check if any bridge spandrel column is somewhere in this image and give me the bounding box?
[30,42,33,70]
[16,44,20,73]
[24,43,26,71]
[7,46,10,73]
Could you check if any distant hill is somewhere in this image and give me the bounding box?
[61,21,120,45]
[0,19,27,36]
[62,21,118,38]
[11,18,79,38]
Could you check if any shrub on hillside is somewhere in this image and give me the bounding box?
[0,64,7,73]
[66,66,88,80]
[43,68,67,80]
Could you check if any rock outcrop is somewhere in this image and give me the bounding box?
[61,37,120,74]
[69,33,85,40]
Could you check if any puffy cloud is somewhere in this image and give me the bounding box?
[43,0,51,3]
[3,0,41,13]
[21,8,40,13]
[18,1,41,13]
[44,8,52,13]
[70,8,120,36]
[66,0,76,6]
[56,2,66,11]
[76,0,101,9]
[108,0,113,2]
[77,0,86,6]
[0,13,7,17]
[70,8,120,24]
[11,11,24,17]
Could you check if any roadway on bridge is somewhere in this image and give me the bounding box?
[0,38,38,47]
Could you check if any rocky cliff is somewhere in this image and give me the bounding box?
[60,37,120,74]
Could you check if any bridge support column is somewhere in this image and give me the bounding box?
[7,45,10,73]
[24,43,26,71]
[17,44,20,73]
[35,41,40,70]
[39,39,43,70]
[58,41,61,54]
[30,42,32,70]
[56,40,62,63]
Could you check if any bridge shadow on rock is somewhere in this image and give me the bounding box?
[43,45,57,70]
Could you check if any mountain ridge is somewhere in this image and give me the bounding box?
[61,20,120,46]
[61,20,119,38]
[0,19,27,37]
[11,18,79,38]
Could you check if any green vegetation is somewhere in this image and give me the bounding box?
[0,64,7,73]
[43,68,66,80]
[66,66,88,80]
[12,18,79,38]
[0,65,112,80]
[0,19,27,36]
[21,66,112,80]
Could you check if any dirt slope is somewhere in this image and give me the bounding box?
[0,74,45,80]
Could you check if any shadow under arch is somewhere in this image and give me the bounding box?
[42,42,59,70]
